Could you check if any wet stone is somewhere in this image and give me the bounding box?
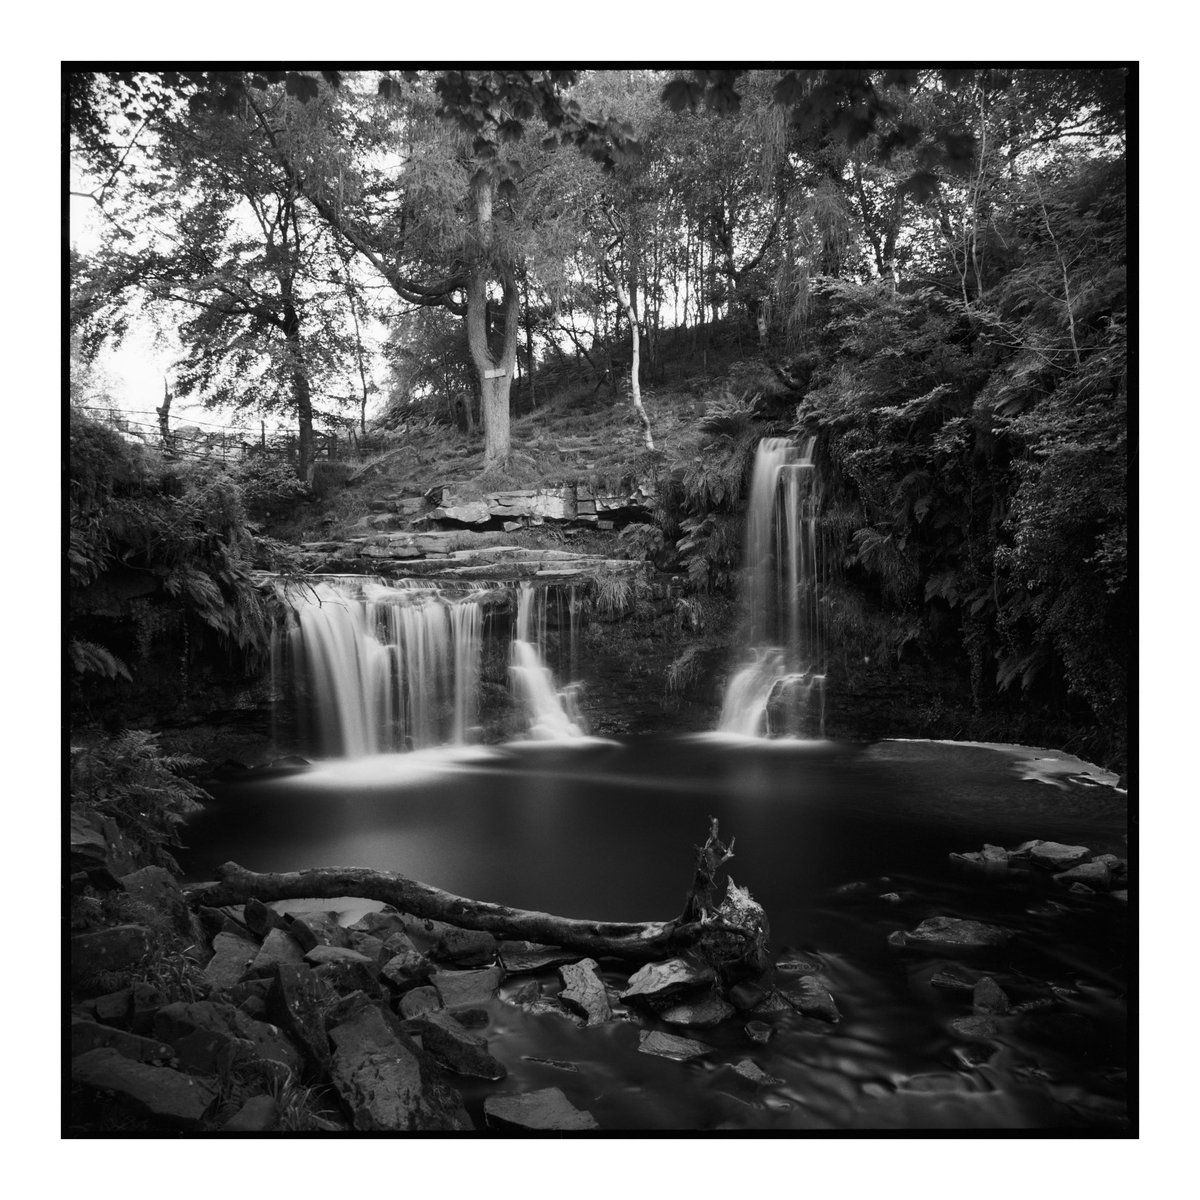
[498,940,577,973]
[431,927,496,968]
[399,986,445,1019]
[637,1029,711,1061]
[432,965,503,1009]
[204,931,260,992]
[401,1010,506,1080]
[730,1058,784,1086]
[155,1000,302,1079]
[657,991,736,1029]
[348,933,388,965]
[1023,841,1092,870]
[622,957,715,1004]
[522,1056,580,1072]
[894,916,1012,949]
[249,927,306,976]
[744,1021,775,1045]
[1054,861,1112,889]
[484,1087,598,1131]
[973,977,1010,1015]
[285,911,351,952]
[271,964,333,1071]
[380,950,434,994]
[559,958,613,1026]
[777,976,841,1023]
[929,969,976,991]
[950,1015,1000,1041]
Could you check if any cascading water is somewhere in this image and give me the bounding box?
[719,436,827,737]
[509,582,585,739]
[275,577,484,756]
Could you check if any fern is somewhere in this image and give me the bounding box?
[69,638,132,682]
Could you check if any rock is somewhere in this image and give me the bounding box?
[727,982,767,1012]
[621,957,715,1004]
[1068,882,1097,896]
[1090,853,1127,878]
[435,501,491,525]
[284,911,351,952]
[401,1010,506,1080]
[1111,889,1128,903]
[430,927,496,968]
[71,925,151,985]
[313,958,383,1000]
[744,1021,775,1044]
[521,1056,579,1072]
[271,965,334,1071]
[249,927,307,975]
[128,982,168,1036]
[154,1001,302,1079]
[657,991,736,1028]
[1054,861,1112,889]
[950,1015,999,1041]
[930,969,976,991]
[730,1059,784,1086]
[399,986,445,1018]
[229,977,274,1013]
[775,955,824,976]
[431,965,503,1008]
[637,1029,711,1061]
[91,988,133,1026]
[327,998,472,1131]
[304,945,375,968]
[484,1087,597,1131]
[72,1047,217,1129]
[242,898,286,938]
[456,1008,490,1030]
[559,959,613,1026]
[504,982,586,1027]
[498,940,577,973]
[1022,841,1092,870]
[778,976,841,1023]
[70,810,140,878]
[380,931,420,958]
[879,892,903,903]
[973,977,1009,1015]
[348,933,388,965]
[893,916,1012,949]
[346,907,411,941]
[380,950,434,993]
[750,991,793,1015]
[204,931,260,991]
[71,1018,176,1065]
[222,1094,279,1132]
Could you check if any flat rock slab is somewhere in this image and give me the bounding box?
[71,1018,175,1066]
[1054,861,1113,889]
[431,927,497,968]
[637,1030,711,1061]
[622,957,715,1003]
[401,1010,506,1080]
[271,965,334,1070]
[305,944,375,968]
[498,941,578,973]
[155,1000,302,1078]
[204,931,261,991]
[730,1059,784,1086]
[71,925,151,984]
[950,1015,1000,1041]
[559,959,613,1026]
[744,1021,775,1045]
[892,917,1013,949]
[657,992,737,1029]
[381,950,434,992]
[250,927,307,975]
[72,1047,217,1129]
[483,1088,598,1131]
[1021,841,1093,870]
[433,966,503,1008]
[399,986,445,1019]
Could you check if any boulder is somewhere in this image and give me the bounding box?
[657,991,736,1029]
[431,927,497,968]
[380,950,434,994]
[559,959,613,1026]
[270,964,334,1071]
[972,977,1009,1015]
[621,957,716,1004]
[498,941,577,973]
[154,1001,302,1079]
[327,998,472,1131]
[71,1017,175,1065]
[777,976,840,1023]
[242,898,287,939]
[401,1010,506,1080]
[891,917,1012,949]
[91,988,133,1027]
[1021,841,1092,870]
[204,931,260,991]
[435,501,491,526]
[431,966,503,1009]
[399,986,445,1019]
[483,1088,598,1131]
[348,933,388,965]
[1053,861,1112,889]
[71,925,151,985]
[249,927,307,975]
[222,1095,279,1132]
[285,912,351,952]
[347,907,411,941]
[637,1029,711,1061]
[72,1047,217,1129]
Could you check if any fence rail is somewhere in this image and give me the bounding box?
[74,406,389,465]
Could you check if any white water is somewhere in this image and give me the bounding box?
[719,436,827,737]
[509,583,585,740]
[276,577,484,756]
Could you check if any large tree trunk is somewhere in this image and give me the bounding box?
[606,264,654,451]
[283,302,314,482]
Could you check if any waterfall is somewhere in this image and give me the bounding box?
[509,582,586,740]
[718,436,827,737]
[275,577,484,757]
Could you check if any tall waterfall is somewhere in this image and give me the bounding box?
[276,577,484,757]
[509,582,585,739]
[718,436,827,737]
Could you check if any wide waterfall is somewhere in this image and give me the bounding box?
[274,577,485,757]
[509,582,585,739]
[719,436,827,737]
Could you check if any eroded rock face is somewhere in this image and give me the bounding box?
[483,1087,598,1131]
[327,999,472,1132]
[72,1047,217,1129]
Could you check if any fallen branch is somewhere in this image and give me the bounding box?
[185,842,769,978]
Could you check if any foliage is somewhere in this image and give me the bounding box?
[70,730,208,871]
[230,454,313,518]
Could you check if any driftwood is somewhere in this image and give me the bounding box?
[185,820,769,977]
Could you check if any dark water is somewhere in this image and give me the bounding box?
[181,737,1130,1133]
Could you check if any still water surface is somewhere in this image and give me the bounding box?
[182,737,1129,1132]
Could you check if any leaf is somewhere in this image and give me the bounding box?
[662,78,704,112]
